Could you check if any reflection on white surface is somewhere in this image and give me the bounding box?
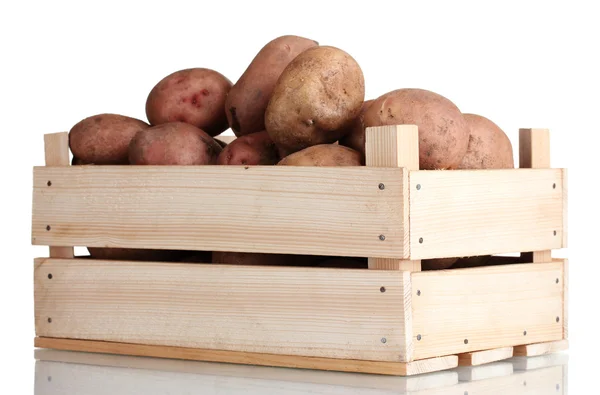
[34,349,568,395]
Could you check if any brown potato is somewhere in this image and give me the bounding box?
[212,251,317,266]
[452,255,492,268]
[422,258,458,270]
[88,247,184,262]
[363,89,469,170]
[338,99,373,157]
[71,156,91,165]
[214,138,228,148]
[458,114,514,169]
[146,68,232,136]
[277,144,362,166]
[69,114,149,164]
[265,46,365,153]
[217,131,279,165]
[226,35,318,137]
[129,122,222,165]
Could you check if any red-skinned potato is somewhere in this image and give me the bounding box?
[265,46,365,154]
[363,89,469,170]
[226,35,318,137]
[129,122,222,165]
[277,144,363,166]
[458,114,514,169]
[146,68,232,136]
[69,114,149,164]
[217,131,279,165]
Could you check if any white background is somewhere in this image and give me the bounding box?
[1,0,598,392]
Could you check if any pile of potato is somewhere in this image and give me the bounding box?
[68,35,514,269]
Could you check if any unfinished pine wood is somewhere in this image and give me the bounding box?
[409,169,564,259]
[513,340,569,357]
[34,338,456,376]
[43,132,74,259]
[457,346,514,366]
[562,170,568,248]
[35,258,410,362]
[562,259,569,339]
[365,125,421,271]
[520,128,553,263]
[32,166,406,258]
[411,262,564,360]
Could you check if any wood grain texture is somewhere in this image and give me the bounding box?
[35,258,409,362]
[457,347,514,366]
[513,340,569,357]
[365,125,420,271]
[32,166,406,259]
[34,338,456,376]
[42,132,74,259]
[562,169,568,248]
[411,262,564,360]
[409,169,564,259]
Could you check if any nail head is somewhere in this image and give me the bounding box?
[464,339,468,344]
[46,225,51,231]
[417,290,421,296]
[47,181,52,187]
[379,234,386,241]
[381,337,387,344]
[553,230,557,236]
[556,317,560,323]
[380,286,386,293]
[48,273,52,280]
[556,278,560,284]
[47,318,52,323]
[416,184,421,190]
[417,334,422,341]
[524,330,527,336]
[378,183,385,190]
[419,237,424,244]
[553,183,556,189]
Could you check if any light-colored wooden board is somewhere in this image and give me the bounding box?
[409,169,564,259]
[34,338,457,377]
[510,352,569,371]
[43,132,74,259]
[513,340,569,357]
[411,262,564,360]
[456,361,514,382]
[562,169,568,247]
[458,346,514,366]
[32,166,406,259]
[35,258,410,362]
[34,349,459,392]
[365,125,420,271]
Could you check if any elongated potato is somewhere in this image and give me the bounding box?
[338,99,373,157]
[69,114,149,164]
[146,68,232,136]
[277,144,362,166]
[458,114,514,169]
[363,89,469,169]
[128,122,222,165]
[226,35,318,137]
[217,131,279,165]
[266,46,365,154]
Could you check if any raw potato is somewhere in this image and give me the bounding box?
[422,258,458,270]
[69,114,149,164]
[217,131,279,165]
[338,99,373,157]
[226,35,318,137]
[214,138,229,148]
[458,114,514,169]
[146,68,232,136]
[129,122,222,165]
[265,46,365,154]
[212,251,317,266]
[363,89,469,169]
[71,157,90,165]
[88,247,184,262]
[278,144,362,166]
[452,255,492,268]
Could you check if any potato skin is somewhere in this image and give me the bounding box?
[217,131,279,165]
[458,114,514,169]
[363,89,469,170]
[212,251,317,266]
[277,144,363,166]
[422,258,458,270]
[69,114,149,164]
[88,247,184,262]
[146,68,232,136]
[128,122,222,165]
[452,255,492,268]
[226,35,318,137]
[265,46,365,154]
[338,99,374,157]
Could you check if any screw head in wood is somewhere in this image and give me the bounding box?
[380,286,386,293]
[379,234,386,241]
[417,290,421,296]
[48,274,52,280]
[416,184,421,190]
[46,225,51,231]
[464,339,468,344]
[417,334,422,341]
[47,318,52,323]
[47,181,52,186]
[378,183,385,190]
[381,337,387,344]
[419,237,424,244]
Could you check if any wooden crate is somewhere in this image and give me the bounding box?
[32,125,568,376]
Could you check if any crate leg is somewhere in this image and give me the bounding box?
[44,132,74,259]
[513,339,569,357]
[519,128,551,263]
[365,125,421,271]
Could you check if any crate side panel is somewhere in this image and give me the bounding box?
[409,169,564,259]
[35,259,409,362]
[412,262,564,360]
[32,166,405,258]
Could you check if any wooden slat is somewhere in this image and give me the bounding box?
[457,346,514,366]
[32,166,406,258]
[520,128,553,263]
[43,132,74,259]
[35,258,410,362]
[562,259,569,339]
[513,340,569,357]
[411,262,564,360]
[365,125,421,271]
[34,338,457,376]
[409,169,564,259]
